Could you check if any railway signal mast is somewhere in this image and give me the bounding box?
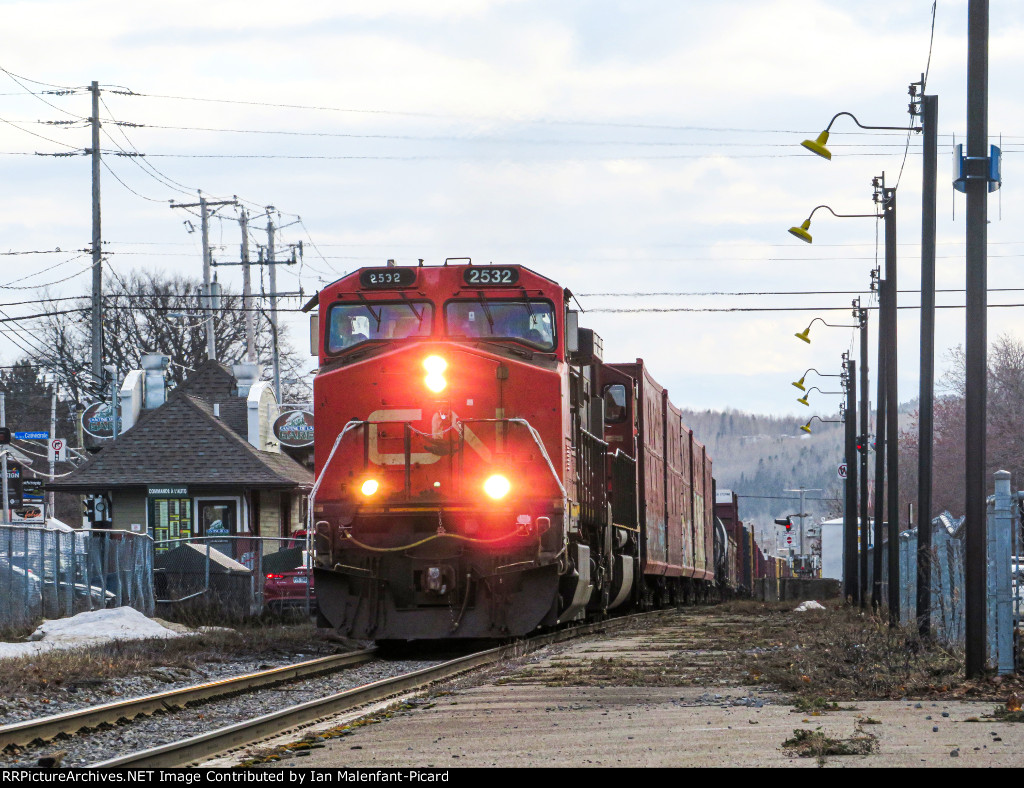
[784,486,820,576]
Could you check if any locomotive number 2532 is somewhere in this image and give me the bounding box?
[359,268,416,288]
[463,267,519,286]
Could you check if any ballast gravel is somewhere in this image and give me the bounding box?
[1,657,445,768]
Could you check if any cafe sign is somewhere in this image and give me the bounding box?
[273,410,314,448]
[82,402,122,439]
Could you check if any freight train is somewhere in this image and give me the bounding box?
[304,260,765,640]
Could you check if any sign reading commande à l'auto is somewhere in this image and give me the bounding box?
[81,402,122,439]
[272,410,314,448]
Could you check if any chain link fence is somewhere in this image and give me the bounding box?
[0,525,154,633]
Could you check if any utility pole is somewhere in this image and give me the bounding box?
[872,280,888,612]
[200,194,215,361]
[267,210,280,401]
[170,194,237,362]
[1,393,8,525]
[857,299,870,609]
[881,180,900,626]
[90,81,102,387]
[916,86,938,639]
[240,209,255,363]
[964,0,989,678]
[844,357,858,602]
[49,383,56,516]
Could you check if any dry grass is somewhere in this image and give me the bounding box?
[0,623,327,696]
[782,726,878,764]
[749,604,965,700]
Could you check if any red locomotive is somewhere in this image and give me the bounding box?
[305,260,717,640]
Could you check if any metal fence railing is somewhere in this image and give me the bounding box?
[0,526,155,632]
[153,535,312,618]
[865,470,1021,673]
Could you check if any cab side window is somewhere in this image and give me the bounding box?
[604,384,627,424]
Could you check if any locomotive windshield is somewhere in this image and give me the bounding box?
[445,299,556,351]
[327,301,433,353]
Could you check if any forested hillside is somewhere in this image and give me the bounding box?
[681,408,846,549]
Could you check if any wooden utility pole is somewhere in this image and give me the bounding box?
[90,81,102,387]
[267,210,280,400]
[240,209,255,362]
[170,194,237,362]
[964,0,989,678]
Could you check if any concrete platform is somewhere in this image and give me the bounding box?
[236,623,1024,768]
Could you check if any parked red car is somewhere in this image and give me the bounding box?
[263,530,316,614]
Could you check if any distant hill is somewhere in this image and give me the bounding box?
[680,408,846,551]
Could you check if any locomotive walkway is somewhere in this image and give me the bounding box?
[216,604,1024,768]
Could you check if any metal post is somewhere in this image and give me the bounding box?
[200,194,216,362]
[917,92,938,639]
[90,81,103,386]
[844,358,858,602]
[872,281,888,612]
[991,470,1013,673]
[240,209,255,363]
[859,305,870,608]
[49,385,56,517]
[964,0,989,680]
[1,393,8,525]
[883,185,900,625]
[267,212,281,402]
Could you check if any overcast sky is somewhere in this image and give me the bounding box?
[1,0,1021,420]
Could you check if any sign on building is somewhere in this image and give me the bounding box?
[273,410,314,448]
[82,402,122,439]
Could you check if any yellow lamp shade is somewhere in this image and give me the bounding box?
[800,424,812,434]
[801,130,832,160]
[794,328,811,344]
[791,377,807,391]
[797,395,810,407]
[788,219,813,244]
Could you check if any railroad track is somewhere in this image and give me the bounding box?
[0,649,376,753]
[91,611,669,769]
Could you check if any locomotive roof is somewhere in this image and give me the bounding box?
[301,262,567,312]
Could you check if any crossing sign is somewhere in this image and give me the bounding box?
[837,463,848,480]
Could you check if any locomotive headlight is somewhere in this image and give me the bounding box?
[483,474,511,500]
[423,355,448,393]
[361,479,380,497]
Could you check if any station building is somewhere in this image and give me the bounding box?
[48,360,313,563]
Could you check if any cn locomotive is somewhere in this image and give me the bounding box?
[305,260,717,640]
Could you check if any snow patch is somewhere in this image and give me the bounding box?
[0,607,182,660]
[793,600,825,612]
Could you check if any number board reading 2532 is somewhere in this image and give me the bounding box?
[360,268,417,289]
[463,267,519,286]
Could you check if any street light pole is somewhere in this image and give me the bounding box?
[844,357,858,602]
[881,181,900,626]
[858,301,870,609]
[916,90,938,639]
[964,0,989,678]
[872,280,888,612]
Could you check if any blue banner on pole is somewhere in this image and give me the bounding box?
[14,431,49,440]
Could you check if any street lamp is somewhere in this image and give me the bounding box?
[794,316,860,344]
[801,111,919,161]
[791,368,844,391]
[798,415,843,435]
[788,205,879,244]
[796,386,845,407]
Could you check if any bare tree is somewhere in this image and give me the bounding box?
[32,270,309,407]
[900,332,1024,522]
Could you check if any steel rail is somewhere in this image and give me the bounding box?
[0,649,376,751]
[90,611,670,769]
